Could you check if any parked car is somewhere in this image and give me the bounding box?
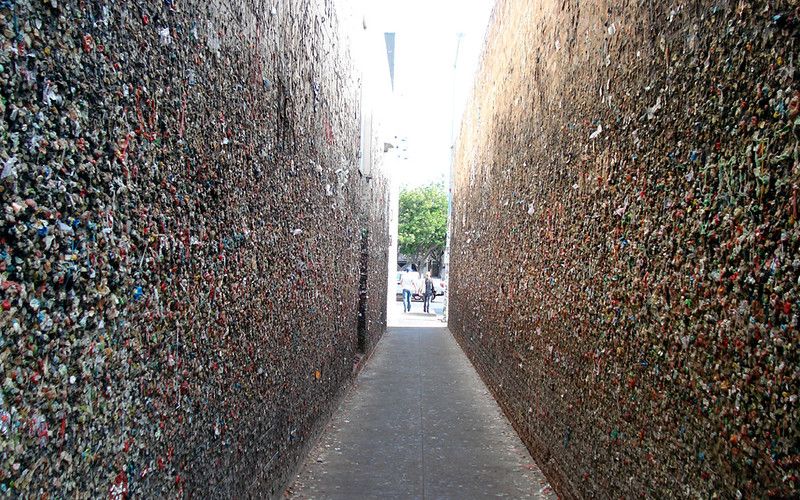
[395,272,403,300]
[395,272,446,301]
[395,272,423,301]
[430,278,446,301]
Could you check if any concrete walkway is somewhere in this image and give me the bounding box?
[287,303,555,499]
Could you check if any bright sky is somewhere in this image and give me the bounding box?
[355,0,495,188]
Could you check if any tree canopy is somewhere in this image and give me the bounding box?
[398,183,448,269]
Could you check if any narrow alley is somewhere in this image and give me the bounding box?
[288,303,554,499]
[0,0,797,498]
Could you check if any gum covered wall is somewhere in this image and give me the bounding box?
[0,0,389,496]
[449,0,799,497]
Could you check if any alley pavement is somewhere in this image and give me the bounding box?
[286,300,555,499]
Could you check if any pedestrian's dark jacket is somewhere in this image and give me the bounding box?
[424,278,434,295]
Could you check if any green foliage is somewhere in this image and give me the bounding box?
[398,183,448,266]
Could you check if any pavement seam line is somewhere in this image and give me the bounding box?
[418,327,426,500]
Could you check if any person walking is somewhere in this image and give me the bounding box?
[423,272,434,314]
[399,268,416,313]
